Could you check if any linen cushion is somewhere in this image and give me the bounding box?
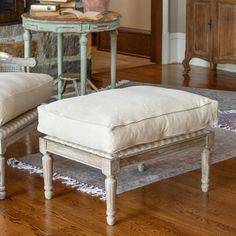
[38,86,218,154]
[0,72,53,126]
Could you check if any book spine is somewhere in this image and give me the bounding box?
[60,2,76,8]
[30,4,58,12]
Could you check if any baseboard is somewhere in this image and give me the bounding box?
[169,33,186,64]
[97,27,151,58]
[169,33,236,73]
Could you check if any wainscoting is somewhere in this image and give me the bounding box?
[97,27,151,58]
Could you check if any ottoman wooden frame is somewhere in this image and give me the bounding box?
[40,129,214,225]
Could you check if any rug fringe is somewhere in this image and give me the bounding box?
[219,110,236,114]
[214,125,236,132]
[100,80,130,90]
[7,158,106,200]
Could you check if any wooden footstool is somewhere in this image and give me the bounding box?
[38,86,218,225]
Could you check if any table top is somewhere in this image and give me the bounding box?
[22,11,121,24]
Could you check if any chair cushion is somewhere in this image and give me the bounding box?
[38,86,218,154]
[0,72,53,126]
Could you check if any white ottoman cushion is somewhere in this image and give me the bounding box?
[38,86,218,154]
[0,72,53,126]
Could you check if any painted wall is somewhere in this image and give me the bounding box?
[109,0,186,33]
[169,0,186,33]
[109,0,151,31]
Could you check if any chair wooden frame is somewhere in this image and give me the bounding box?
[0,52,38,199]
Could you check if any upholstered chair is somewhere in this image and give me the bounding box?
[0,52,53,199]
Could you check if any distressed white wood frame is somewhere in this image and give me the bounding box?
[0,113,38,200]
[0,54,38,200]
[40,129,214,225]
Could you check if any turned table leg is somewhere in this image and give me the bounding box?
[23,29,31,73]
[57,33,63,100]
[110,30,118,89]
[80,33,88,96]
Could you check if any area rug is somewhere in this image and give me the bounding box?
[218,110,236,132]
[8,83,236,200]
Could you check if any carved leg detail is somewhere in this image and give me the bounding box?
[138,163,145,172]
[0,155,6,200]
[201,141,211,193]
[182,57,191,75]
[105,175,117,225]
[42,153,53,200]
[210,63,217,71]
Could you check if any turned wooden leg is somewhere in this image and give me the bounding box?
[73,80,80,96]
[42,153,53,200]
[105,175,117,225]
[61,80,67,97]
[182,57,191,75]
[25,133,32,155]
[0,154,6,200]
[201,137,211,193]
[138,163,145,172]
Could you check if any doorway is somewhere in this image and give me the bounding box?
[96,0,166,64]
[151,0,169,64]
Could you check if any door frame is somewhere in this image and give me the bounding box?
[151,0,169,64]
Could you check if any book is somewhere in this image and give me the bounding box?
[40,0,73,3]
[61,9,103,20]
[39,0,76,8]
[30,4,59,12]
[30,10,61,17]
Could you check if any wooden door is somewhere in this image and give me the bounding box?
[185,0,212,61]
[151,0,162,64]
[213,0,236,63]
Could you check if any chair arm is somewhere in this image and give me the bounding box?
[0,52,37,68]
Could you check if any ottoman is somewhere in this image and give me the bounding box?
[0,72,53,199]
[38,86,218,225]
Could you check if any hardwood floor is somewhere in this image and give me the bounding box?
[1,54,236,235]
[92,63,236,91]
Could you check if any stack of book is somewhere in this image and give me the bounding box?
[30,0,76,17]
[40,0,76,9]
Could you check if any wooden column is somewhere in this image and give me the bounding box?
[151,0,163,64]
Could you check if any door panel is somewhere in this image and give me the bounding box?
[214,0,236,62]
[187,0,212,59]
